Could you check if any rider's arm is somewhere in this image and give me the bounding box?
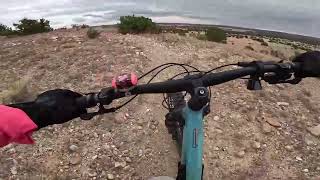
[1,89,86,148]
[0,105,37,147]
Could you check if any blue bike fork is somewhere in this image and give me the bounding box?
[180,104,205,180]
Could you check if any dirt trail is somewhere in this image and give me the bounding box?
[0,28,320,180]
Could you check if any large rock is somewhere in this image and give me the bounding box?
[307,125,320,137]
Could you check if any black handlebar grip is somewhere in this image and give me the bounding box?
[76,93,99,109]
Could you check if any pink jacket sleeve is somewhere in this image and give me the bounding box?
[0,105,38,147]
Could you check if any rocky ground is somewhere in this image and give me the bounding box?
[0,28,320,180]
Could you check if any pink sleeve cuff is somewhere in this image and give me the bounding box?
[0,105,38,147]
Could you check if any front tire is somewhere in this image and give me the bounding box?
[165,92,186,151]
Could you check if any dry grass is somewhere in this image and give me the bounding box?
[0,78,34,104]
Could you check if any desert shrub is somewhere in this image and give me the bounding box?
[261,41,268,46]
[72,24,79,28]
[197,34,207,40]
[172,28,188,36]
[72,24,89,29]
[245,45,255,51]
[252,37,265,43]
[81,24,89,28]
[13,18,53,35]
[87,28,99,39]
[205,27,227,43]
[271,50,286,59]
[118,15,159,34]
[0,24,15,36]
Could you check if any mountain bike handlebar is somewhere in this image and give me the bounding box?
[76,61,301,110]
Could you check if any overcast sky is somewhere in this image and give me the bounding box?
[0,0,319,37]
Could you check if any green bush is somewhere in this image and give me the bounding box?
[13,18,53,35]
[118,15,159,34]
[205,27,227,43]
[87,28,99,39]
[0,24,15,36]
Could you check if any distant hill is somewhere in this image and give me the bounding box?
[158,23,320,45]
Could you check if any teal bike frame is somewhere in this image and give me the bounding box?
[180,105,204,180]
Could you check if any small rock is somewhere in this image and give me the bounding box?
[69,145,79,152]
[115,162,126,168]
[124,165,130,170]
[213,147,219,151]
[138,149,143,157]
[137,119,144,125]
[236,150,245,158]
[107,174,114,180]
[122,150,129,154]
[138,126,143,130]
[285,145,294,151]
[305,136,314,146]
[262,144,267,148]
[262,123,272,133]
[252,141,261,149]
[125,157,132,163]
[316,167,320,171]
[115,112,126,124]
[215,129,223,134]
[277,102,289,106]
[213,116,220,121]
[115,162,121,168]
[88,171,97,177]
[296,156,303,161]
[69,155,81,165]
[247,112,257,121]
[120,162,126,167]
[219,59,226,63]
[51,36,59,41]
[92,155,98,160]
[93,133,99,138]
[266,118,281,127]
[145,148,152,154]
[10,166,17,175]
[307,124,320,137]
[303,169,309,173]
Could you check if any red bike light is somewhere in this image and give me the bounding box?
[112,73,138,89]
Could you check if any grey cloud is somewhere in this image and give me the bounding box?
[0,0,319,37]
